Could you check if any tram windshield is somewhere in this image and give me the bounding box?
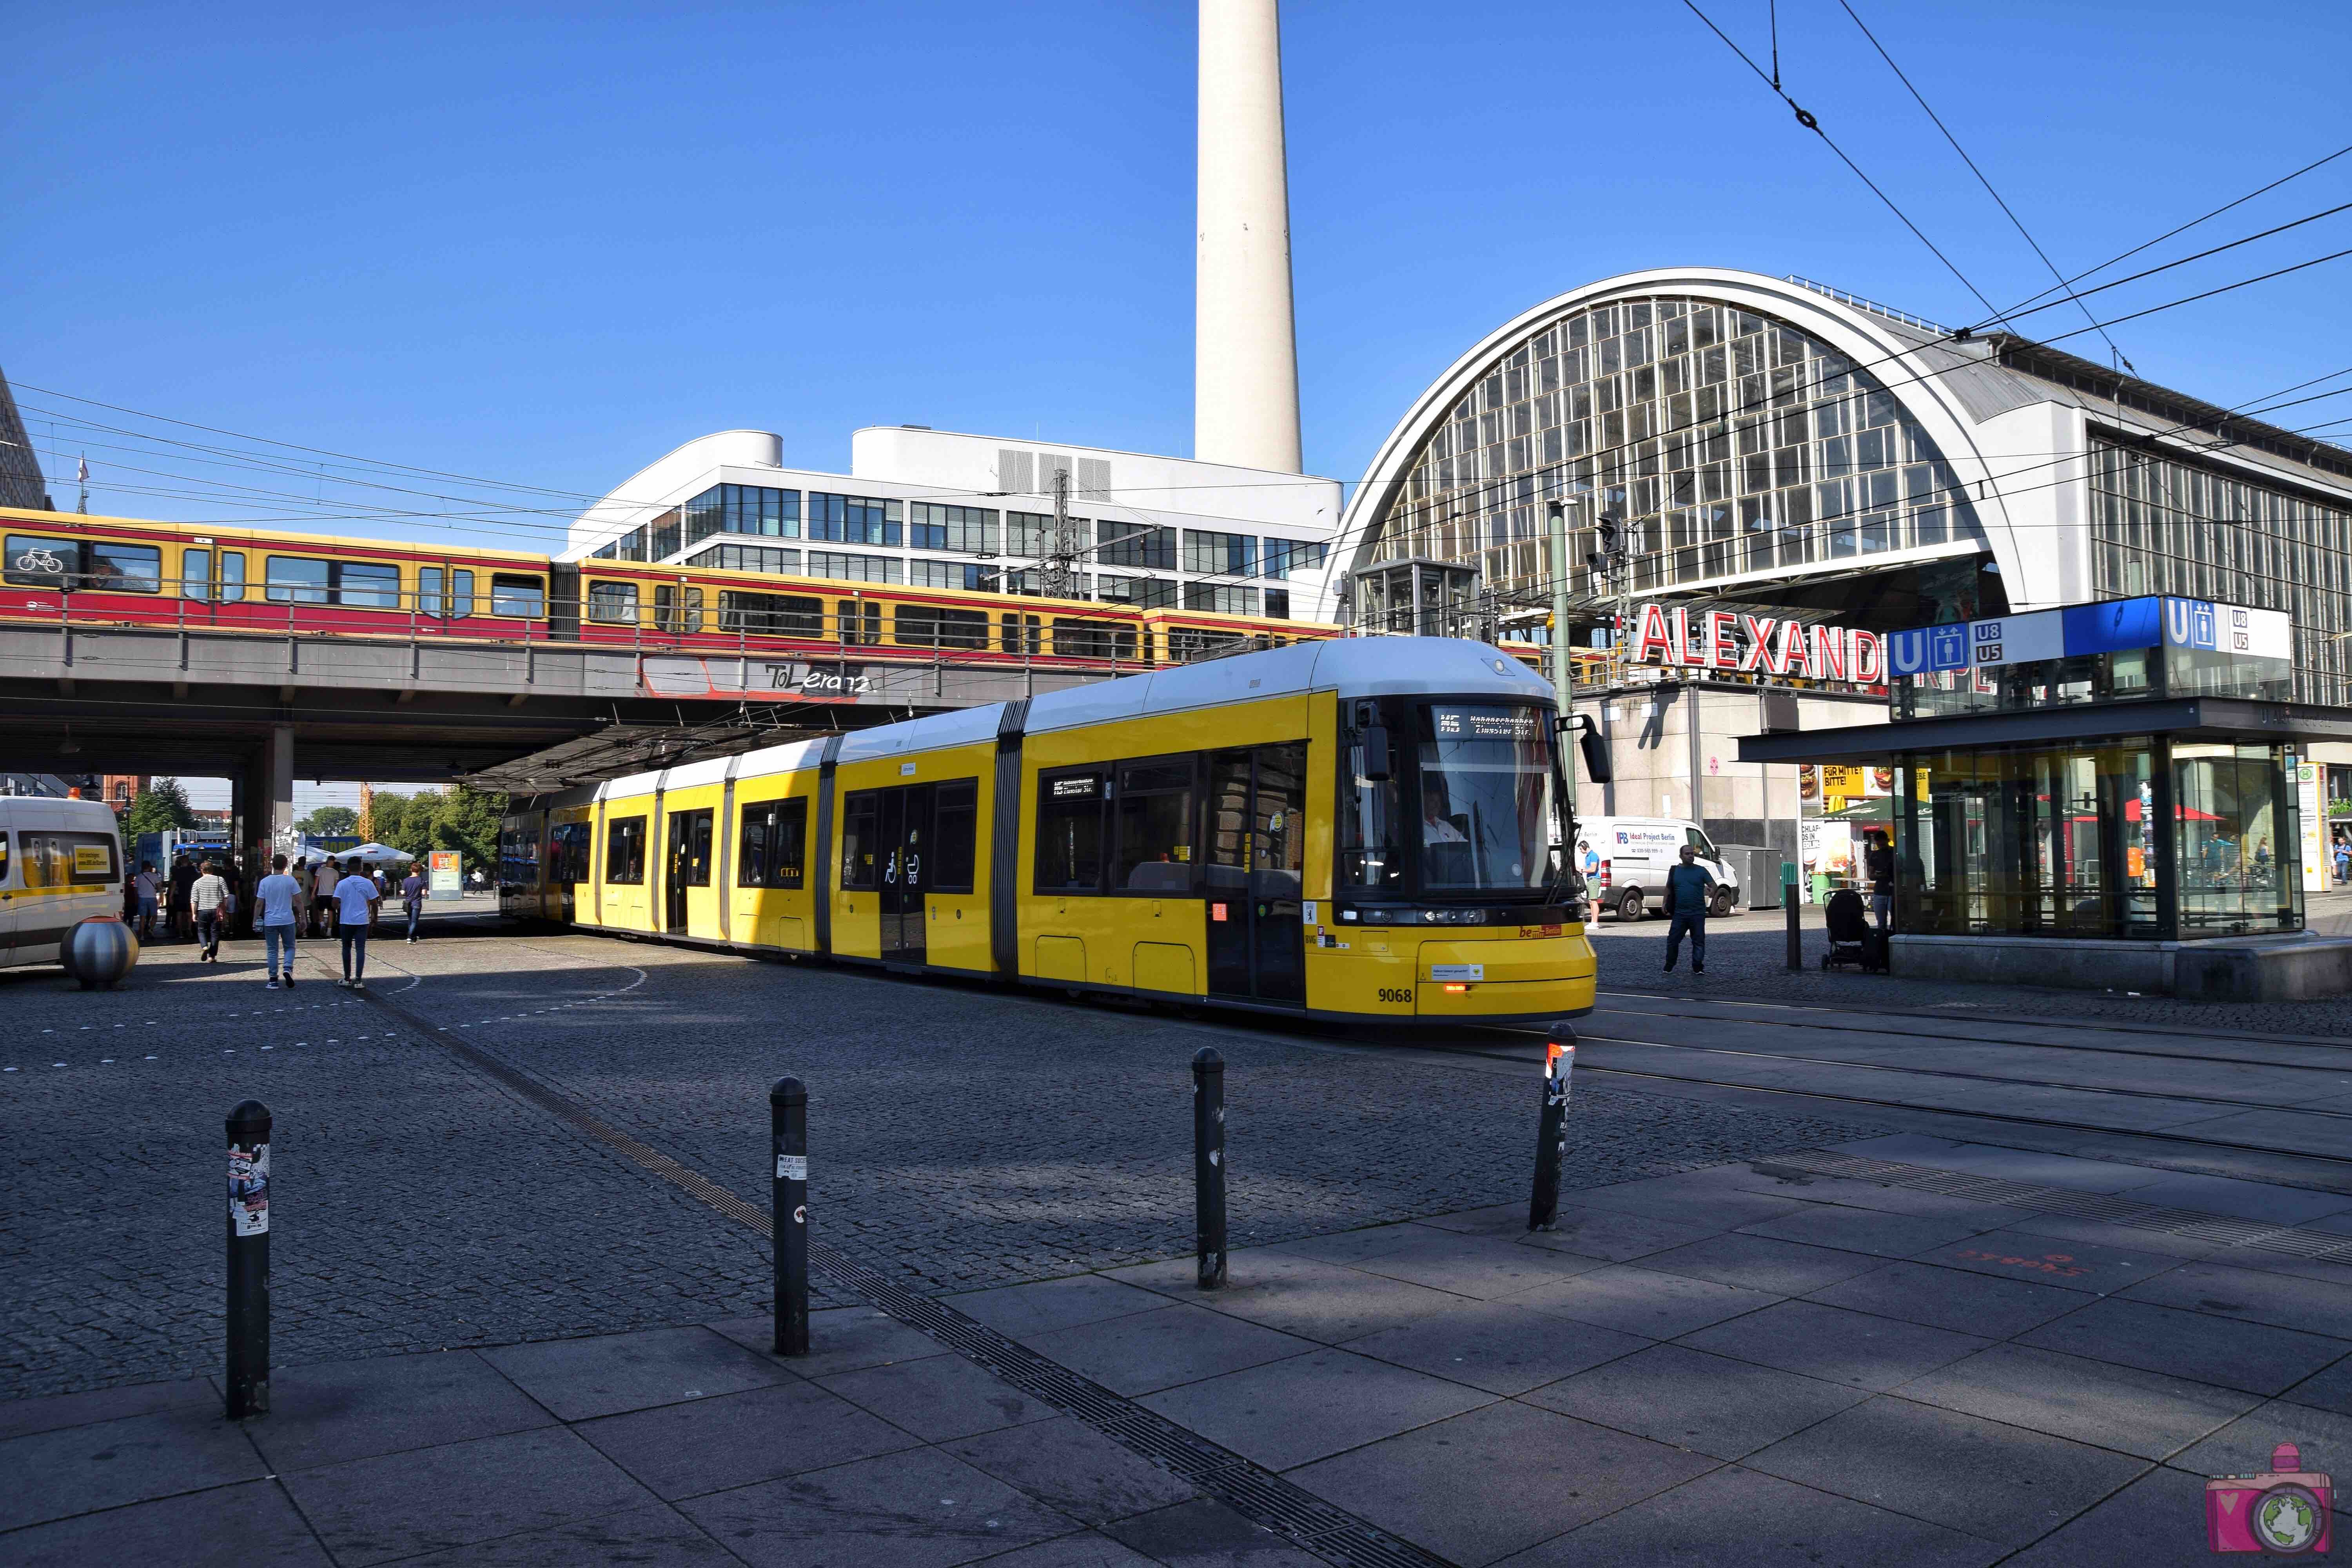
[1416,704,1557,892]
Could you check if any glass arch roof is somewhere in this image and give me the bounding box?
[1367,293,1986,608]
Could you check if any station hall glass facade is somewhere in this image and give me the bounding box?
[1369,294,1988,606]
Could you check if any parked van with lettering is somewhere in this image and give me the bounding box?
[0,795,128,968]
[1579,817,1738,920]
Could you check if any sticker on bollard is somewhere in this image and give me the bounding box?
[229,1142,270,1236]
[776,1154,806,1181]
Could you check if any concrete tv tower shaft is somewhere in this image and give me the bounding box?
[1194,0,1303,474]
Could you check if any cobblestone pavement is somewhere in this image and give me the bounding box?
[2,926,1874,1402]
[1593,891,2352,1038]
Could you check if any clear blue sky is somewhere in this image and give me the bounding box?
[7,0,2350,557]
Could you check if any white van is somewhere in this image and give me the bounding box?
[1575,817,1739,920]
[0,796,129,968]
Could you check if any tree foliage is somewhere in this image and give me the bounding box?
[122,777,198,838]
[359,785,507,872]
[296,805,359,837]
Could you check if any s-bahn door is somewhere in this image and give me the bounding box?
[879,784,931,968]
[1205,743,1307,1005]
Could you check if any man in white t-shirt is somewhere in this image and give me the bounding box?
[190,861,230,963]
[255,854,303,990]
[334,866,382,989]
[312,857,341,938]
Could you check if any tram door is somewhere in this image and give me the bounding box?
[878,784,931,967]
[1205,742,1307,1004]
[665,809,712,933]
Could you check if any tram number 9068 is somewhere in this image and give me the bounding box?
[1377,987,1414,1005]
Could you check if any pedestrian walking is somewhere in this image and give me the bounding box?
[400,863,426,942]
[132,863,160,938]
[312,856,341,939]
[169,854,198,942]
[333,862,381,989]
[1660,843,1717,975]
[1865,834,1896,930]
[2334,834,2350,888]
[190,860,230,963]
[256,854,302,989]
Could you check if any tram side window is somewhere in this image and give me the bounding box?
[491,574,546,618]
[550,822,592,883]
[933,780,978,893]
[840,791,880,890]
[0,831,10,879]
[606,816,647,884]
[1115,757,1194,893]
[738,798,808,889]
[1034,771,1106,893]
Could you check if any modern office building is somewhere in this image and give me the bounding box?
[1337,267,2352,883]
[560,426,1345,622]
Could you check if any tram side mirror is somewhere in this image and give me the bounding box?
[1359,724,1394,782]
[1578,725,1613,784]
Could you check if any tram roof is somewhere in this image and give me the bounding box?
[574,637,1551,799]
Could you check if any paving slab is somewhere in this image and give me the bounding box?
[2120,1259,2352,1341]
[1106,1251,1467,1342]
[1565,1178,1815,1232]
[1911,1229,2194,1295]
[974,1531,1168,1568]
[677,1446,1077,1568]
[815,1349,1061,1441]
[1342,1229,1611,1298]
[0,1477,332,1568]
[1136,1347,1494,1470]
[1286,1399,1718,1566]
[1735,1203,1997,1259]
[480,1325,793,1422]
[577,1379,918,1500]
[278,1424,659,1568]
[708,1305,948,1377]
[1674,1299,1991,1390]
[2118,1171,2352,1226]
[0,1376,214,1442]
[2282,1357,2352,1417]
[1743,1397,2149,1547]
[1265,1223,1429,1265]
[1507,1263,1780,1339]
[1520,1343,1867,1460]
[241,1349,557,1473]
[1343,1299,1651,1395]
[1899,1345,2262,1460]
[1996,1463,2221,1568]
[1492,1461,2002,1568]
[1411,1202,1528,1237]
[944,1274,1174,1340]
[0,1402,267,1532]
[1847,1140,2175,1194]
[1708,1166,2018,1224]
[943,1415,1198,1527]
[1633,1232,1890,1295]
[2018,1298,2352,1397]
[1101,1498,1328,1566]
[1019,1303,1315,1397]
[389,1501,739,1567]
[1802,1258,2087,1338]
[1509,1204,1720,1262]
[2171,1397,2352,1499]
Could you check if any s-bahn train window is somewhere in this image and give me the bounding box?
[840,601,882,646]
[1034,771,1106,893]
[87,542,162,593]
[5,534,79,590]
[737,798,808,889]
[932,780,978,893]
[339,562,401,608]
[605,817,647,884]
[1052,619,1136,661]
[720,592,823,637]
[895,606,989,650]
[654,584,705,633]
[491,575,546,618]
[1116,758,1194,893]
[839,792,881,890]
[418,566,474,617]
[265,556,332,604]
[1417,706,1556,891]
[183,549,248,603]
[587,582,639,624]
[1001,613,1042,655]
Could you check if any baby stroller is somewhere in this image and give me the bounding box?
[1822,887,1888,973]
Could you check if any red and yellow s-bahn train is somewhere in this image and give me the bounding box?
[0,506,1338,671]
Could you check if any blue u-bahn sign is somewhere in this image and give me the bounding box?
[1886,595,2287,677]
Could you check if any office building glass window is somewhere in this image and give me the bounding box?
[909,560,1002,591]
[1097,522,1175,570]
[1183,530,1258,576]
[807,550,902,584]
[686,483,802,544]
[909,503,998,554]
[1097,575,1176,609]
[808,493,902,547]
[687,543,802,576]
[1183,583,1259,615]
[647,510,682,561]
[1261,539,1327,579]
[1373,294,1987,603]
[1006,511,1086,557]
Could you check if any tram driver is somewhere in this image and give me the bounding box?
[1421,779,1466,845]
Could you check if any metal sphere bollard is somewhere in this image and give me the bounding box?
[60,915,140,990]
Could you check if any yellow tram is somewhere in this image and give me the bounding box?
[500,637,1597,1025]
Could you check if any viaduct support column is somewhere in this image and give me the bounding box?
[238,724,296,863]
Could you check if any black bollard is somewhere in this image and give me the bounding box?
[1192,1048,1226,1289]
[1527,1039,1574,1231]
[1782,861,1803,971]
[771,1077,809,1357]
[225,1099,272,1419]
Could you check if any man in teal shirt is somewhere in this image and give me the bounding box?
[1662,844,1717,975]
